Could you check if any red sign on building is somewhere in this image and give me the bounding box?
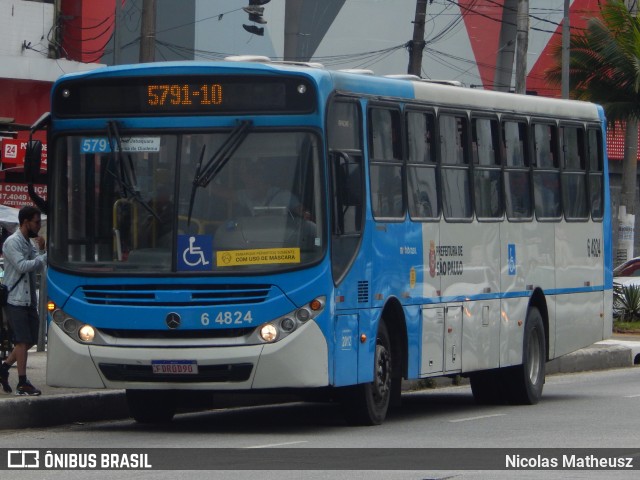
[0,182,47,209]
[1,139,48,168]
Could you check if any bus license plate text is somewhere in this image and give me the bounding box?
[152,360,198,375]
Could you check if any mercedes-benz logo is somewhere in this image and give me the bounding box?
[165,312,181,329]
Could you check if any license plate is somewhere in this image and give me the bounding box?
[151,360,198,375]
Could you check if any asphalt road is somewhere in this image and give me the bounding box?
[2,367,639,479]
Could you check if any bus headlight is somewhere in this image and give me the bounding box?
[253,296,326,344]
[49,302,102,344]
[260,324,278,342]
[78,325,95,342]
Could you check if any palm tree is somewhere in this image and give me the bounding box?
[546,0,640,264]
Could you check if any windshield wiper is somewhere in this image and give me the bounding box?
[186,144,207,226]
[106,120,161,221]
[186,120,252,226]
[196,120,252,187]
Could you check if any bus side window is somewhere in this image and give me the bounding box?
[472,116,502,220]
[560,125,589,220]
[502,120,532,220]
[439,113,472,221]
[406,110,439,220]
[534,124,558,168]
[587,128,604,221]
[332,152,363,231]
[369,107,404,219]
[532,122,561,220]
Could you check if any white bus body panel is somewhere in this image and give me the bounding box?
[47,322,106,389]
[418,214,606,374]
[554,221,605,357]
[443,221,501,373]
[420,307,444,374]
[47,320,329,390]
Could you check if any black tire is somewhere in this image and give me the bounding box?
[506,307,546,405]
[341,321,392,425]
[126,389,176,424]
[470,369,507,405]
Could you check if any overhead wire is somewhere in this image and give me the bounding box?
[443,0,585,35]
[51,0,590,92]
[420,0,593,90]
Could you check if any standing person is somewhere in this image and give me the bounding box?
[0,206,46,395]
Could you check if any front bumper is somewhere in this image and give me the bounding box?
[46,320,329,390]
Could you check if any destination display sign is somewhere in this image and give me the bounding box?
[53,75,316,117]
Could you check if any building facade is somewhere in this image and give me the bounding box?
[1,0,638,259]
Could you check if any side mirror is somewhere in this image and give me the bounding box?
[24,140,42,183]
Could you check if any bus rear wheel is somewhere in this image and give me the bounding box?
[341,321,392,426]
[126,389,176,424]
[506,307,546,405]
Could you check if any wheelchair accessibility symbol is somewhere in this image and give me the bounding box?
[177,235,213,271]
[507,243,516,276]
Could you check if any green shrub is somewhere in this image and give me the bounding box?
[613,283,640,322]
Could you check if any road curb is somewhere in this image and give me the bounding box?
[0,391,128,430]
[546,344,632,375]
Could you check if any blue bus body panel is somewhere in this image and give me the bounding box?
[599,106,613,290]
[47,264,334,330]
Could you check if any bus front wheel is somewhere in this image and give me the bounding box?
[126,389,176,424]
[506,307,546,405]
[341,321,392,426]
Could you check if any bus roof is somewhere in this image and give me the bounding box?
[54,59,603,123]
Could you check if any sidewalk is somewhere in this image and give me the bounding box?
[0,335,638,430]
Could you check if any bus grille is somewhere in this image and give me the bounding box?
[98,327,254,339]
[98,362,253,383]
[80,284,272,307]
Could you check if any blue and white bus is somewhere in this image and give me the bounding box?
[28,57,612,425]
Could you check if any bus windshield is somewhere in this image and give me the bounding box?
[50,129,324,274]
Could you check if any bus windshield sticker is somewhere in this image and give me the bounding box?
[216,248,301,267]
[80,137,161,153]
[177,234,213,271]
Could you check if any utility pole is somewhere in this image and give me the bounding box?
[139,0,157,63]
[49,0,62,59]
[494,0,517,92]
[407,0,428,76]
[114,0,122,65]
[561,0,570,98]
[284,0,303,60]
[514,0,529,94]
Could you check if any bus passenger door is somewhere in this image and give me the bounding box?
[420,307,444,374]
[444,304,463,373]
